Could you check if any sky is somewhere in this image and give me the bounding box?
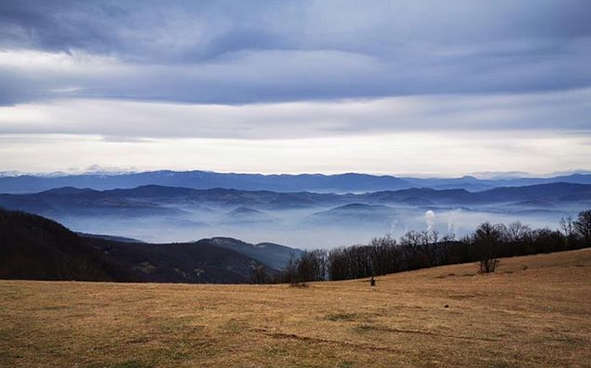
[0,0,590,176]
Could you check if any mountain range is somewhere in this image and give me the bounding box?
[2,170,591,194]
[2,175,591,248]
[1,183,590,217]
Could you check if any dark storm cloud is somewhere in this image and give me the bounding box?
[0,0,590,106]
[0,0,292,62]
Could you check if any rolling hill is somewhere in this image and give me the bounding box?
[0,208,300,283]
[1,249,589,367]
[0,208,113,281]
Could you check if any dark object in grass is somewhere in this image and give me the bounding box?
[479,258,500,273]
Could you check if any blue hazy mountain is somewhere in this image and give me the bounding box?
[1,183,591,217]
[2,170,591,194]
[0,171,413,194]
[2,183,590,249]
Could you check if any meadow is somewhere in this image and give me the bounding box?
[1,249,590,368]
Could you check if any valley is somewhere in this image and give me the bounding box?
[1,181,590,248]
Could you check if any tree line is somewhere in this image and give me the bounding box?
[275,209,591,284]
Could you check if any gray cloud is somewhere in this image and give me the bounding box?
[1,89,590,140]
[0,0,590,106]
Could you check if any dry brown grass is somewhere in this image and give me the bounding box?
[1,249,591,368]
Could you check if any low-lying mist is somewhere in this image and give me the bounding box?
[55,203,580,249]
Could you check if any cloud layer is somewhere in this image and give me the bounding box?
[2,131,590,176]
[1,88,590,140]
[1,0,590,105]
[0,0,590,174]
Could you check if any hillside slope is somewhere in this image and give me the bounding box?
[0,209,288,283]
[0,209,112,281]
[200,237,303,270]
[88,237,279,284]
[1,249,590,367]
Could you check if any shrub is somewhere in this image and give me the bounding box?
[289,282,308,288]
[479,258,500,273]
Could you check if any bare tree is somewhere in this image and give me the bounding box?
[296,250,328,282]
[559,216,574,237]
[251,265,267,284]
[431,230,440,244]
[506,221,531,243]
[473,222,503,273]
[284,253,299,285]
[574,210,591,244]
[441,232,456,242]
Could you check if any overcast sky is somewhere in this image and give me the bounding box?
[0,0,590,176]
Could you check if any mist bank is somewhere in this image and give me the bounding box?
[2,205,589,285]
[1,183,590,248]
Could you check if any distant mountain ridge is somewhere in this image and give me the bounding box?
[2,183,590,218]
[2,170,591,194]
[0,171,411,194]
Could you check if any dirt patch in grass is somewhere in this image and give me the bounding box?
[325,312,360,322]
[106,361,152,368]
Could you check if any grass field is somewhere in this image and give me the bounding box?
[1,249,590,368]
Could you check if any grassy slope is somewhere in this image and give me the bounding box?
[1,249,590,368]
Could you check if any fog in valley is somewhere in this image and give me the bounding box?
[55,203,582,250]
